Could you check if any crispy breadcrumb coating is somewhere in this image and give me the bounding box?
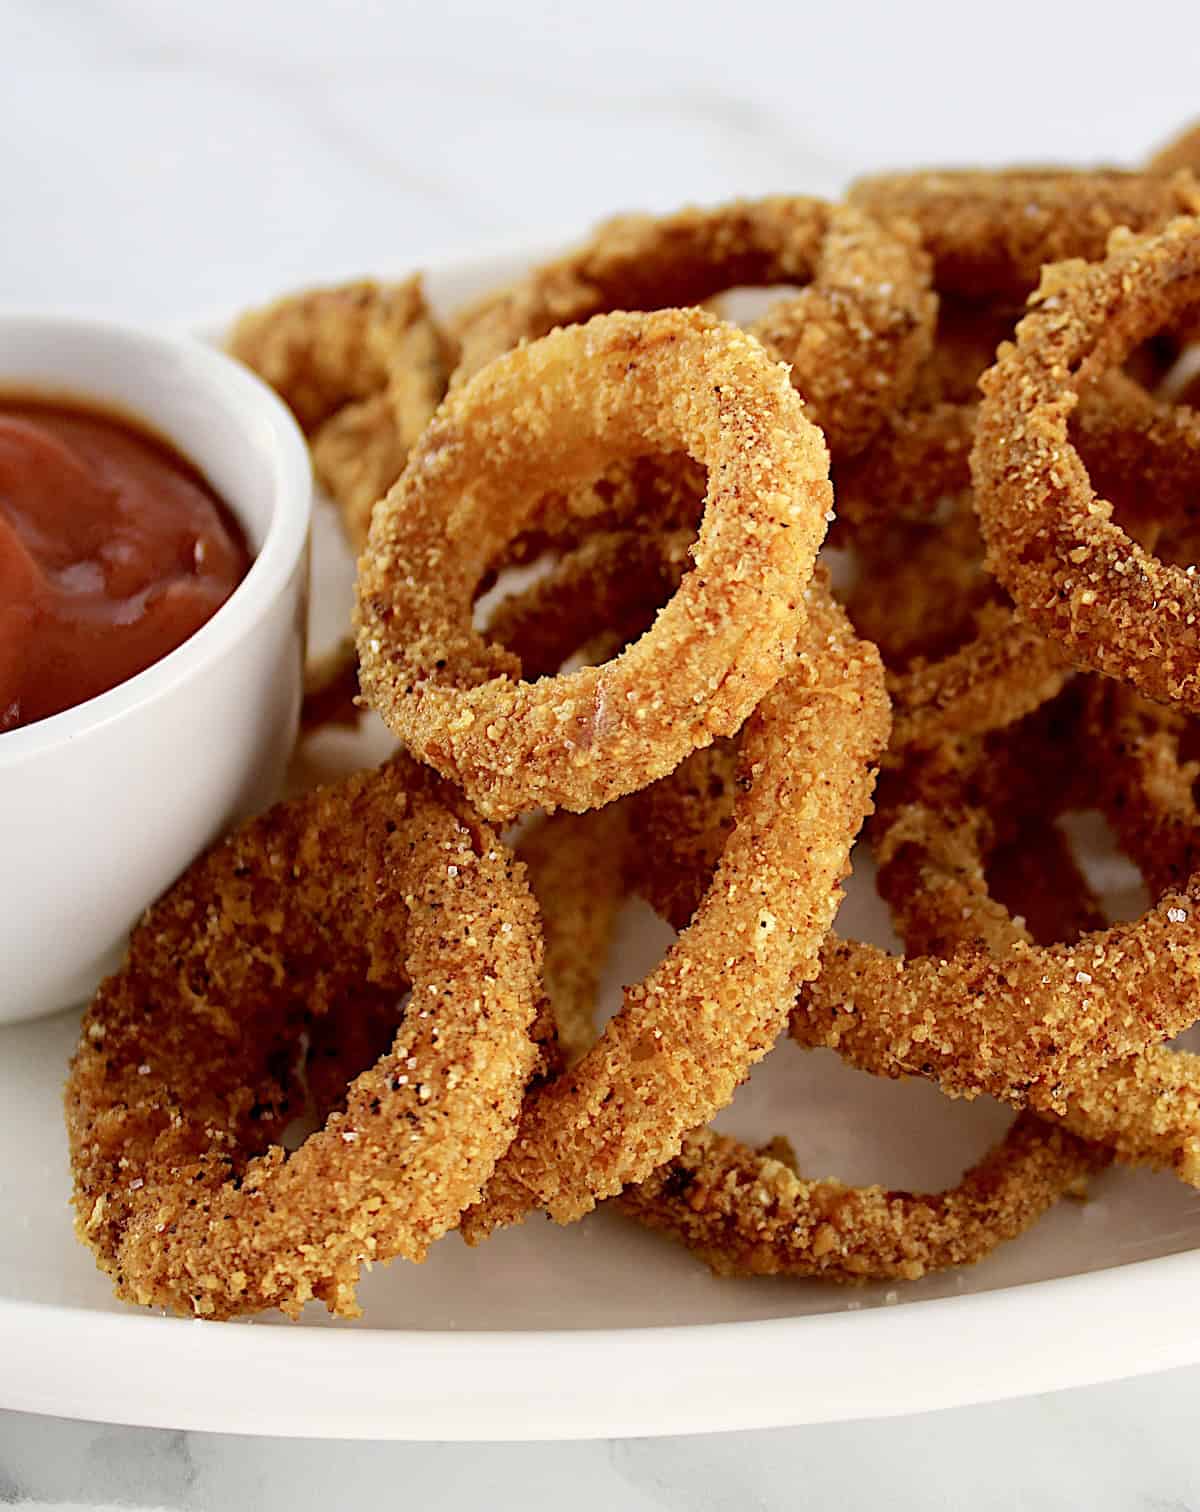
[357,309,832,820]
[66,755,542,1319]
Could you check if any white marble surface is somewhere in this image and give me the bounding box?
[1,1365,1200,1512]
[4,0,1200,1504]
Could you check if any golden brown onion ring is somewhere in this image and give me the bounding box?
[848,168,1199,300]
[630,691,1200,1185]
[461,574,889,1236]
[65,753,542,1320]
[452,197,935,459]
[357,308,832,820]
[973,217,1200,711]
[504,619,1099,1284]
[801,696,1200,1183]
[619,1113,1103,1282]
[843,366,1200,749]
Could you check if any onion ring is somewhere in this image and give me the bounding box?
[229,277,451,548]
[842,363,1200,748]
[798,884,1199,1110]
[65,753,543,1319]
[460,573,889,1236]
[838,369,1200,539]
[799,702,1200,1182]
[628,683,1200,1184]
[504,649,1101,1284]
[972,216,1200,710]
[356,308,832,820]
[452,198,935,459]
[799,939,1200,1180]
[848,168,1199,300]
[862,695,1200,1183]
[618,1113,1103,1282]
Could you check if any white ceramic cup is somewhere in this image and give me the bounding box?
[0,315,312,1023]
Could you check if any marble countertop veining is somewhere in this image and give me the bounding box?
[4,0,1200,1506]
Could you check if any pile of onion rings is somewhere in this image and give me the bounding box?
[65,135,1200,1320]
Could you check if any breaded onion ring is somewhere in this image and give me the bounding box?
[798,875,1200,1111]
[797,702,1200,1182]
[838,370,1200,538]
[618,1113,1103,1282]
[65,754,543,1320]
[843,364,1200,748]
[857,698,1200,1183]
[799,936,1200,1179]
[630,691,1200,1184]
[460,575,890,1236]
[888,601,1069,755]
[452,198,935,459]
[511,751,1102,1285]
[357,308,832,820]
[496,636,1101,1280]
[848,168,1199,300]
[972,217,1200,710]
[229,277,451,547]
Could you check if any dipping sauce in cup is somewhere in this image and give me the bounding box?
[0,399,252,733]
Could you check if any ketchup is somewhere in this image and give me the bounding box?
[0,400,251,732]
